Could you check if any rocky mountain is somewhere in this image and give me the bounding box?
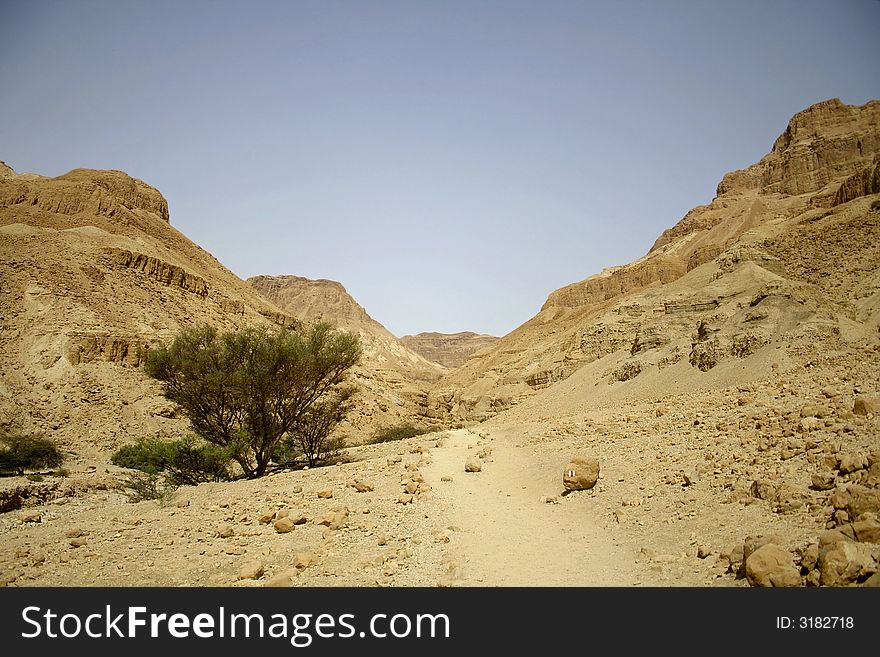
[0,164,430,458]
[427,98,880,421]
[400,332,499,369]
[248,275,444,382]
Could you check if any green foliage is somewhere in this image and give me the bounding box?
[871,199,880,212]
[0,433,64,475]
[119,471,178,504]
[283,386,353,467]
[52,467,70,478]
[27,474,44,482]
[368,423,427,444]
[111,437,234,485]
[144,323,361,478]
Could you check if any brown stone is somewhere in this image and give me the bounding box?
[750,479,777,500]
[819,541,877,586]
[563,456,600,491]
[317,489,333,499]
[852,519,880,543]
[464,456,482,473]
[273,517,296,533]
[238,560,264,580]
[264,572,296,587]
[846,485,880,518]
[853,394,880,416]
[745,544,801,587]
[811,472,836,491]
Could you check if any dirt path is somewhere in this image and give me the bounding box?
[422,429,645,586]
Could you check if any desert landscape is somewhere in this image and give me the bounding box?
[1,97,879,588]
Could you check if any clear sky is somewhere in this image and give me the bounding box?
[2,1,878,337]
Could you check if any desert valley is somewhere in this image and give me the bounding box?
[1,98,879,588]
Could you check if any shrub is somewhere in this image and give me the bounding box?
[111,436,234,485]
[52,467,70,478]
[145,323,361,478]
[0,433,64,475]
[119,471,177,504]
[368,423,427,444]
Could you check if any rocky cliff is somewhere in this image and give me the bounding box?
[426,99,880,421]
[400,332,499,369]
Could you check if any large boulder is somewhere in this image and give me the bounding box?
[563,457,600,492]
[819,541,877,586]
[745,544,801,587]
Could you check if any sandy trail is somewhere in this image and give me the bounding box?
[423,429,643,586]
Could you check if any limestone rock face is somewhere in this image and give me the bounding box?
[400,332,499,369]
[0,161,383,457]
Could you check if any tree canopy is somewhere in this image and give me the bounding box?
[144,322,361,478]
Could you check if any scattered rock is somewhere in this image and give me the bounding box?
[819,541,877,586]
[749,479,779,500]
[69,538,87,548]
[258,511,277,525]
[853,394,880,416]
[464,457,482,473]
[317,489,333,499]
[291,485,303,494]
[65,528,85,538]
[745,544,801,587]
[563,456,600,491]
[17,511,42,523]
[274,518,296,533]
[773,483,806,513]
[397,494,414,505]
[852,519,880,543]
[839,453,868,474]
[350,479,374,493]
[238,560,264,580]
[263,572,295,587]
[315,508,349,530]
[441,475,453,482]
[811,472,836,491]
[801,543,819,571]
[294,553,316,570]
[216,524,234,538]
[845,485,880,519]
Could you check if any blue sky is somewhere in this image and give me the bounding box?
[2,0,878,336]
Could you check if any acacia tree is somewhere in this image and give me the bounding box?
[144,322,361,478]
[287,385,355,467]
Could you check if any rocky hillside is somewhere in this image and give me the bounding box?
[400,332,499,369]
[0,164,432,458]
[427,99,880,421]
[248,275,444,382]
